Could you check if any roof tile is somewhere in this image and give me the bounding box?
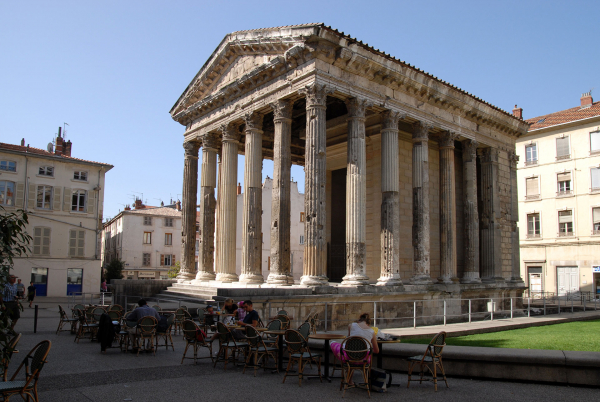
[0,142,113,167]
[526,101,600,130]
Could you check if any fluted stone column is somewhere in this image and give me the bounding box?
[377,110,403,286]
[438,131,458,284]
[178,140,200,282]
[461,140,481,283]
[508,152,524,283]
[214,150,222,279]
[411,122,433,284]
[195,133,218,281]
[216,123,240,282]
[299,83,333,286]
[240,112,264,284]
[342,97,370,286]
[479,147,503,283]
[268,99,294,285]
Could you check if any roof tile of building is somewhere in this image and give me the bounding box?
[0,142,113,167]
[526,101,600,130]
[126,207,182,217]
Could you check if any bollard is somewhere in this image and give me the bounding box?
[543,294,546,315]
[510,298,513,319]
[528,298,531,318]
[490,299,494,321]
[34,305,38,333]
[373,302,377,328]
[324,302,328,332]
[468,300,472,324]
[413,301,417,329]
[443,301,447,326]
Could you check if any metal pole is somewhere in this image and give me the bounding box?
[324,302,328,332]
[543,294,546,315]
[528,297,531,318]
[373,302,377,328]
[490,299,494,321]
[413,301,417,329]
[33,305,38,333]
[510,298,513,319]
[583,293,586,312]
[571,296,573,313]
[443,300,447,326]
[468,299,472,324]
[558,295,560,314]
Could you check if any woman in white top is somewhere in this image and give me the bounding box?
[330,313,379,363]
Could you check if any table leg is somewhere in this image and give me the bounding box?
[278,335,283,372]
[323,339,331,382]
[377,343,383,369]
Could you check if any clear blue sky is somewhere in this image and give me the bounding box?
[1,1,598,220]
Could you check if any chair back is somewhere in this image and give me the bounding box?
[151,305,161,312]
[342,336,371,364]
[298,322,310,340]
[138,316,158,336]
[245,326,262,349]
[92,307,106,322]
[182,319,200,342]
[73,304,85,314]
[10,340,51,385]
[1,333,21,379]
[277,314,290,330]
[284,329,306,354]
[180,305,188,310]
[108,304,124,313]
[277,309,288,316]
[215,321,232,343]
[58,305,68,319]
[174,308,187,323]
[107,311,121,321]
[197,309,205,322]
[428,331,447,358]
[85,306,95,320]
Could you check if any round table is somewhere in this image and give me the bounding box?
[309,333,346,382]
[264,330,287,371]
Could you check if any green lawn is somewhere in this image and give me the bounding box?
[401,320,600,352]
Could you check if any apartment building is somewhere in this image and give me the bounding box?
[1,131,113,296]
[515,92,600,297]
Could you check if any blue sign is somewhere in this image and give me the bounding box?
[593,266,600,273]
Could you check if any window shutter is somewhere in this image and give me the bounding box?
[33,227,41,255]
[53,187,62,211]
[69,230,77,256]
[557,172,571,182]
[556,137,570,157]
[591,132,600,152]
[160,255,164,266]
[592,168,600,189]
[87,190,96,215]
[526,177,539,195]
[15,183,25,207]
[593,208,600,224]
[77,230,85,257]
[172,255,176,264]
[27,182,36,209]
[42,228,51,255]
[63,187,71,211]
[558,210,572,223]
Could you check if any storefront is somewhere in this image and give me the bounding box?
[593,266,600,297]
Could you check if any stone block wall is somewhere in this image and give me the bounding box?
[498,150,514,277]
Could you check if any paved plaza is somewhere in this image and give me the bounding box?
[8,300,598,401]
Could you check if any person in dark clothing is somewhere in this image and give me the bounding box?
[97,313,116,353]
[27,282,36,308]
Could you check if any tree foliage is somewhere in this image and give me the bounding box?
[167,261,180,279]
[105,259,124,282]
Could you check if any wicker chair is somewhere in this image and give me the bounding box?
[263,319,282,347]
[1,333,21,381]
[74,309,99,343]
[151,305,162,312]
[277,314,291,330]
[243,326,279,376]
[181,320,213,365]
[0,340,51,402]
[107,311,121,321]
[283,329,322,386]
[155,314,175,351]
[92,307,107,323]
[56,305,78,335]
[340,336,372,397]
[136,316,158,356]
[213,322,247,371]
[108,304,124,314]
[277,309,288,316]
[72,304,85,317]
[173,308,187,335]
[298,322,311,340]
[407,331,448,391]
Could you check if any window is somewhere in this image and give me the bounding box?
[142,253,151,266]
[143,232,152,244]
[593,207,600,235]
[558,210,573,237]
[557,172,572,196]
[299,235,305,245]
[0,181,15,206]
[556,136,570,160]
[0,161,16,172]
[69,229,85,257]
[71,190,86,212]
[591,131,600,155]
[33,227,51,255]
[525,144,538,165]
[592,168,600,192]
[161,254,174,266]
[38,166,54,176]
[36,185,53,209]
[165,233,172,246]
[165,218,173,227]
[527,214,540,238]
[300,212,305,222]
[143,216,152,226]
[73,171,87,181]
[526,177,540,200]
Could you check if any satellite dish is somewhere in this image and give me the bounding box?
[47,143,54,152]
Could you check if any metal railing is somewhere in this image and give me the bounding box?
[68,292,113,308]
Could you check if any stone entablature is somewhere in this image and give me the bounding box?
[171,24,529,288]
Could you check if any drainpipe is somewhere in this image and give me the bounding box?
[95,168,103,259]
[24,155,29,211]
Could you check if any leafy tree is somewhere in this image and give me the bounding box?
[167,261,180,279]
[104,259,124,282]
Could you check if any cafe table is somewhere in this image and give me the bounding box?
[308,333,346,382]
[264,329,286,372]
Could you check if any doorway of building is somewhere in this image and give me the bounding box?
[67,268,83,295]
[528,266,543,297]
[557,266,579,297]
[328,168,346,282]
[31,267,48,297]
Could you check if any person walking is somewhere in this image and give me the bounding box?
[1,275,21,334]
[27,282,36,308]
[16,279,25,298]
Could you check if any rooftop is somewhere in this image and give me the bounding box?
[526,101,600,131]
[0,142,113,168]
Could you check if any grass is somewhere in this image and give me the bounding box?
[401,320,600,352]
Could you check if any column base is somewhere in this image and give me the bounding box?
[508,276,525,284]
[300,275,329,286]
[481,277,506,284]
[341,273,369,286]
[376,276,403,286]
[239,273,265,284]
[176,272,195,283]
[216,273,239,283]
[195,271,216,281]
[437,276,455,284]
[266,273,294,285]
[410,275,433,285]
[460,273,482,284]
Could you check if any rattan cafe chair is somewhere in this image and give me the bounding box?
[72,304,85,318]
[181,319,213,365]
[407,331,449,391]
[0,340,51,402]
[277,314,290,330]
[155,314,175,351]
[243,326,278,376]
[263,319,282,347]
[213,322,247,371]
[282,329,322,386]
[136,316,158,356]
[340,336,372,397]
[1,333,21,381]
[56,305,78,335]
[277,309,288,316]
[74,309,99,343]
[298,322,311,340]
[173,307,187,335]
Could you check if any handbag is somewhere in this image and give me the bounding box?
[196,328,207,342]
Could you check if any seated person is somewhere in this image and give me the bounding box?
[231,300,259,340]
[236,301,246,321]
[125,299,161,351]
[331,312,379,361]
[204,305,215,326]
[221,298,238,325]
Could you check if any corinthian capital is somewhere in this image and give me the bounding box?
[412,121,432,141]
[438,131,459,148]
[219,122,240,143]
[508,151,519,167]
[243,112,263,132]
[200,132,219,151]
[478,147,499,164]
[381,110,405,131]
[270,99,293,121]
[183,141,201,157]
[299,83,334,108]
[462,139,478,162]
[345,97,371,118]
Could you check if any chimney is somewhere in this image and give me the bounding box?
[55,127,63,155]
[124,204,131,211]
[134,198,143,209]
[237,182,242,195]
[63,140,72,157]
[20,138,25,146]
[176,200,181,211]
[581,91,593,109]
[512,105,523,119]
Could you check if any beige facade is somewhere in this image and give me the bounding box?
[516,94,600,297]
[1,134,112,297]
[171,24,528,292]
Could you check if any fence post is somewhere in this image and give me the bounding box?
[528,297,531,318]
[490,299,494,321]
[583,293,586,312]
[510,298,513,319]
[543,294,546,315]
[413,301,417,329]
[468,299,472,324]
[373,302,378,328]
[443,300,447,326]
[571,296,574,313]
[324,302,328,332]
[558,296,560,314]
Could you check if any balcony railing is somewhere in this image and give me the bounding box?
[558,231,574,237]
[524,160,538,166]
[525,194,540,200]
[526,233,541,239]
[556,154,571,161]
[556,190,573,197]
